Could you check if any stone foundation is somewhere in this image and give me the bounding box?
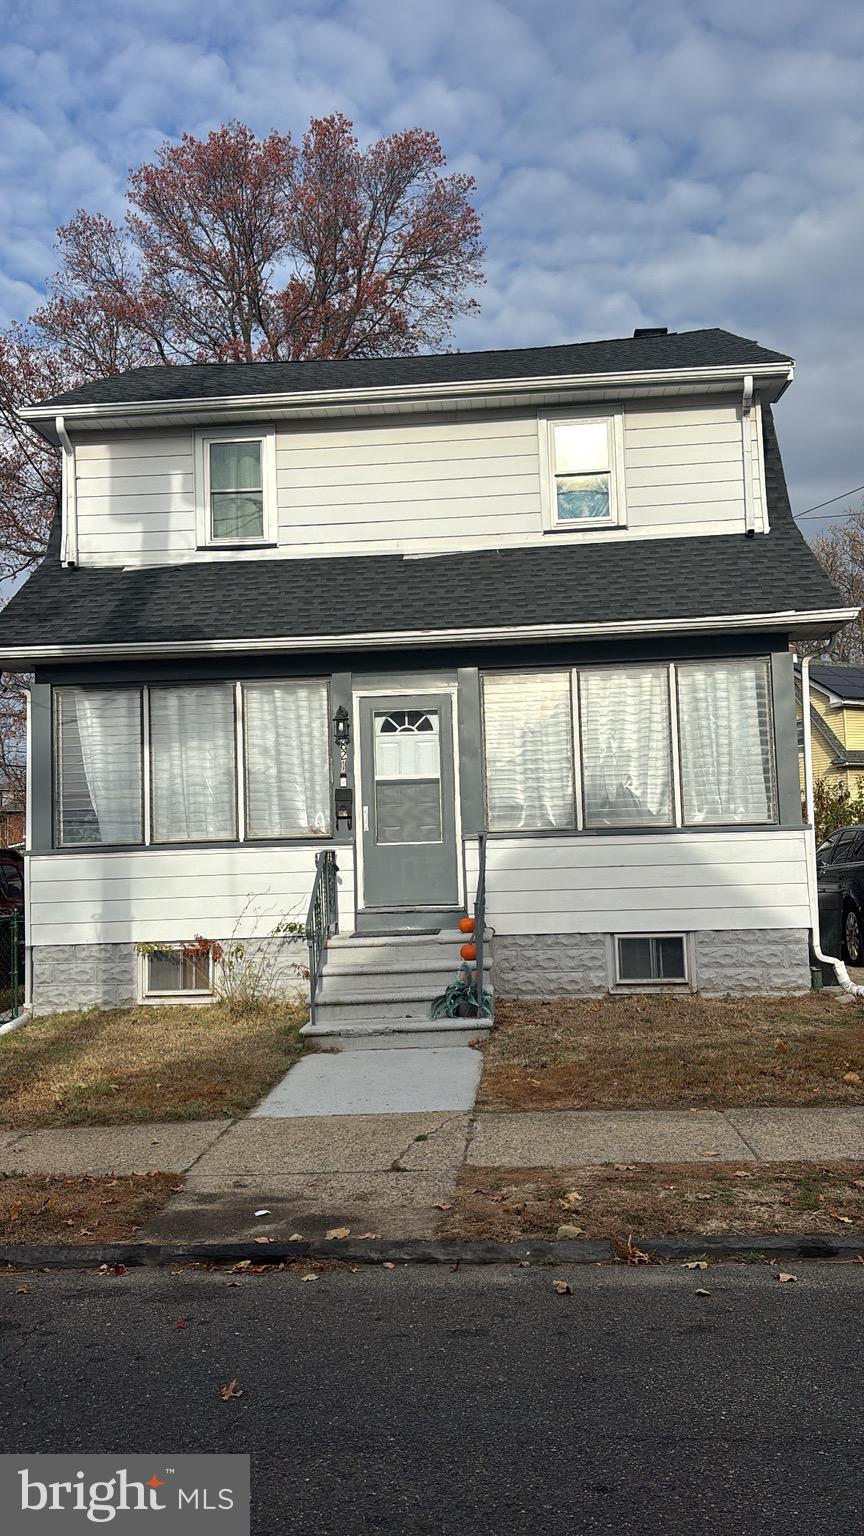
[493,928,812,998]
[30,936,309,1015]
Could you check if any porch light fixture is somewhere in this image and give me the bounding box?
[333,705,352,829]
[333,705,351,744]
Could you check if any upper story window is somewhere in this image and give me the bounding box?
[540,411,625,533]
[194,426,277,548]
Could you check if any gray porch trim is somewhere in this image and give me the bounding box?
[771,650,806,825]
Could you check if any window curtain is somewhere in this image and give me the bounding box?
[243,682,331,838]
[677,660,776,823]
[56,689,143,845]
[580,667,673,827]
[150,685,237,842]
[482,672,575,830]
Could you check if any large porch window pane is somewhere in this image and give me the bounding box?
[482,672,575,830]
[580,666,673,827]
[150,685,237,842]
[55,688,143,845]
[677,660,776,824]
[243,682,331,838]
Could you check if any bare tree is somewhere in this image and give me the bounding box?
[806,503,864,662]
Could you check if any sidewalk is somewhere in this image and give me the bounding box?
[3,1106,864,1240]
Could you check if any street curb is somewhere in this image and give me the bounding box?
[1,1233,862,1270]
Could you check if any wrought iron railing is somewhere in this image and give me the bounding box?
[305,849,339,1027]
[474,832,489,1016]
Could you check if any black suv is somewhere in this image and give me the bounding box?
[816,824,864,964]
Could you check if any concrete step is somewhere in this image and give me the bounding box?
[314,988,450,1024]
[299,1017,493,1050]
[319,959,491,995]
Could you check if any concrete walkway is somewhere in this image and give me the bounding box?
[251,1047,482,1117]
[4,1107,864,1240]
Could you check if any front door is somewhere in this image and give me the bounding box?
[359,694,459,909]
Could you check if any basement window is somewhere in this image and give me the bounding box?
[142,947,213,1001]
[615,935,687,986]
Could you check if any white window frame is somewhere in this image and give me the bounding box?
[612,933,690,989]
[194,424,277,548]
[538,408,626,533]
[138,944,215,1005]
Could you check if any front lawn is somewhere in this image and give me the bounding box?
[480,994,864,1111]
[440,1162,864,1243]
[0,1172,179,1245]
[0,1001,309,1130]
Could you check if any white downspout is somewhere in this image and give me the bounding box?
[55,415,78,567]
[800,651,864,996]
[741,374,755,535]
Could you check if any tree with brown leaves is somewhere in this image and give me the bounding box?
[809,506,864,663]
[0,115,484,581]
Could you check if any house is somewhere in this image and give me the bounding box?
[795,663,864,791]
[0,327,854,1036]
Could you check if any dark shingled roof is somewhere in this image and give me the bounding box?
[810,664,864,701]
[0,408,844,659]
[37,328,792,410]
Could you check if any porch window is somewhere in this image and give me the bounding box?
[243,681,331,838]
[54,688,143,846]
[482,672,575,830]
[677,659,776,824]
[580,666,673,827]
[149,685,237,842]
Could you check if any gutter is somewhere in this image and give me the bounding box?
[0,607,857,669]
[19,360,795,428]
[54,416,78,566]
[799,651,864,997]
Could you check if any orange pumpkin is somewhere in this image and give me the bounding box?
[460,942,477,962]
[458,916,476,934]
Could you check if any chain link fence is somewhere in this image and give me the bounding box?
[0,914,22,1021]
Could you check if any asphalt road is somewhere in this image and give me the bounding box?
[1,1261,862,1533]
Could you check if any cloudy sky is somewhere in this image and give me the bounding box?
[0,0,862,537]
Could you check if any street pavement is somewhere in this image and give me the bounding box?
[1,1261,862,1533]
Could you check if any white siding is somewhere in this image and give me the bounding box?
[465,830,810,933]
[72,397,756,567]
[28,844,355,946]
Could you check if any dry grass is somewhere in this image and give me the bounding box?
[441,1162,864,1243]
[0,1001,309,1130]
[480,994,864,1111]
[0,1172,179,1245]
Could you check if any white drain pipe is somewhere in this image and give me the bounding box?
[799,651,864,996]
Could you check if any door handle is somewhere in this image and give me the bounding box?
[363,804,369,831]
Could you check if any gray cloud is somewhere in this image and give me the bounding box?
[0,0,862,531]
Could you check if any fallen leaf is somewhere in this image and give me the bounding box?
[774,1038,787,1054]
[694,1288,711,1297]
[776,1272,798,1283]
[254,1209,271,1217]
[232,1260,252,1272]
[556,1224,584,1239]
[253,1236,274,1245]
[176,1319,187,1328]
[325,1226,351,1240]
[357,1232,381,1240]
[558,1190,583,1210]
[614,1164,636,1172]
[8,1202,22,1222]
[382,1262,396,1270]
[732,1170,753,1178]
[843,1072,861,1084]
[701,1150,720,1158]
[114,1265,126,1276]
[288,1233,304,1241]
[15,1285,29,1295]
[829,1211,854,1224]
[853,1179,864,1190]
[622,1236,651,1266]
[432,1202,452,1211]
[682,1260,708,1270]
[552,1279,571,1295]
[302,1273,319,1282]
[694,1194,714,1201]
[225,1281,241,1288]
[220,1379,244,1401]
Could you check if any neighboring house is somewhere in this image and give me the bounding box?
[0,798,24,849]
[795,663,864,790]
[0,327,854,1031]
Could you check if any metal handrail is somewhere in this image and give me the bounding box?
[305,849,339,1027]
[473,832,489,1016]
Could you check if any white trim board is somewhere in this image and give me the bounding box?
[0,607,855,669]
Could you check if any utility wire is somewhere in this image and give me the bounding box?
[794,482,864,521]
